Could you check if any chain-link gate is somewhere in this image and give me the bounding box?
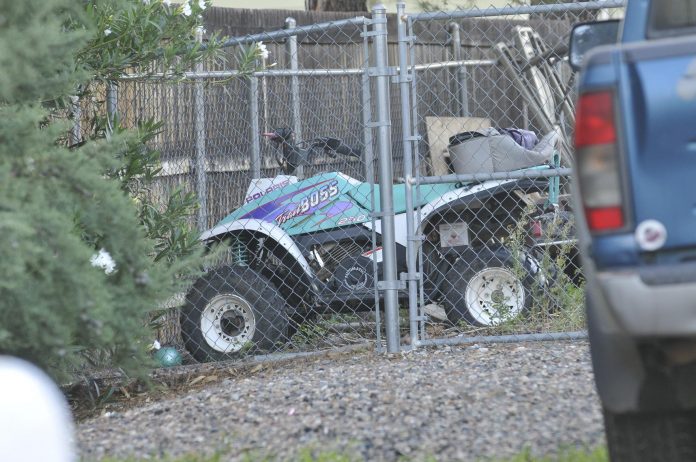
[396,1,625,348]
[105,8,409,363]
[102,1,628,364]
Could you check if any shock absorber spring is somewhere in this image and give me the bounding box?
[229,236,248,266]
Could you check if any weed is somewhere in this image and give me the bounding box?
[291,320,330,345]
[495,446,607,462]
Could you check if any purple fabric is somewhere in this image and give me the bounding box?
[501,128,538,150]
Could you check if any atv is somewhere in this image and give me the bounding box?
[181,127,561,362]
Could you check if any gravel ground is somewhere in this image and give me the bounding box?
[77,341,604,461]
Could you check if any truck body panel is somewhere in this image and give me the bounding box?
[580,36,696,272]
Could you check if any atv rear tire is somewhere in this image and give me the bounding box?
[442,245,537,327]
[181,265,290,362]
[604,408,696,461]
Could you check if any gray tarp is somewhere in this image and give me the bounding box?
[449,128,558,175]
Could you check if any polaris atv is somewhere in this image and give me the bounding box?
[181,128,560,362]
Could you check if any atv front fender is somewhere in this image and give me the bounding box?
[201,218,314,282]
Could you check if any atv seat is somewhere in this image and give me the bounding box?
[348,181,458,214]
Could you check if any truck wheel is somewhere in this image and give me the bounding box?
[442,245,537,327]
[181,265,290,362]
[604,408,696,461]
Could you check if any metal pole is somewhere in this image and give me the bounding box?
[194,26,208,231]
[418,331,588,347]
[415,167,572,184]
[106,81,118,136]
[371,4,400,353]
[221,16,369,48]
[448,22,469,117]
[408,15,428,342]
[361,22,382,353]
[249,75,261,179]
[286,17,303,179]
[120,63,491,81]
[397,3,420,348]
[411,0,625,21]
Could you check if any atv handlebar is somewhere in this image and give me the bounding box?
[307,137,362,159]
[263,128,362,174]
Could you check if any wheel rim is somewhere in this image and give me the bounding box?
[200,294,256,353]
[464,267,525,326]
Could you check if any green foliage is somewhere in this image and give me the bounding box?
[0,0,203,383]
[76,1,222,271]
[0,0,89,104]
[78,0,224,82]
[522,211,585,332]
[75,0,275,274]
[0,105,185,382]
[105,117,201,264]
[497,446,608,462]
[292,321,330,345]
[97,454,225,462]
[479,203,584,334]
[0,0,275,383]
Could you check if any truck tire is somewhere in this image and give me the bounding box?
[181,265,290,362]
[442,245,537,327]
[604,408,696,462]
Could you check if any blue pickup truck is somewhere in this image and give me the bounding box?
[570,0,696,459]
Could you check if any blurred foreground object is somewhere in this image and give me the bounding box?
[0,357,74,462]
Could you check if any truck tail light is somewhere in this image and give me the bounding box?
[574,90,625,232]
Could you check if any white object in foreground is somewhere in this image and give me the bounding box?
[0,357,74,462]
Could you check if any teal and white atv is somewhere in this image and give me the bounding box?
[181,128,559,362]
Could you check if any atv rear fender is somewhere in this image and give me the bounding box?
[418,179,546,246]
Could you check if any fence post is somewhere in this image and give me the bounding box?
[406,14,429,342]
[371,4,400,353]
[194,25,208,230]
[448,22,469,117]
[249,76,262,179]
[285,17,303,179]
[361,22,382,352]
[397,2,421,348]
[106,82,118,136]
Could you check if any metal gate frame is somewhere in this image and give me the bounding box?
[391,0,626,352]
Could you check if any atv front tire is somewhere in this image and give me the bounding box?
[442,245,537,327]
[181,265,290,362]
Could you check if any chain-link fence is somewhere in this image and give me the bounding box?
[107,12,397,364]
[101,1,625,364]
[397,0,624,348]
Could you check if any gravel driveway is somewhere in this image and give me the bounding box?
[77,341,604,461]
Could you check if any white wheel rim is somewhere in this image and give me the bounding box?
[464,267,525,326]
[200,294,256,353]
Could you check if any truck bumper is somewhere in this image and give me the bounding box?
[595,269,696,337]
